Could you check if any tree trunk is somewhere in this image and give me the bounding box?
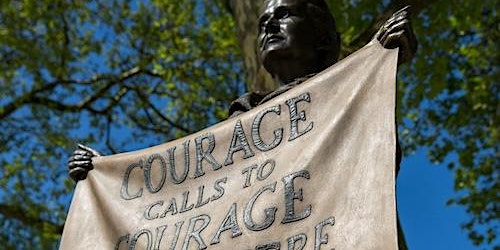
[228,0,276,93]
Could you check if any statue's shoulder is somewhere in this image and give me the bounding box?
[228,92,267,118]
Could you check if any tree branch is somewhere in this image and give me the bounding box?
[0,203,63,234]
[0,67,141,119]
[133,88,192,134]
[127,112,173,135]
[105,114,118,154]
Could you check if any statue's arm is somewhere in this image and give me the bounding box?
[67,144,102,182]
[375,6,418,64]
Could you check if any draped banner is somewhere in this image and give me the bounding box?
[61,41,399,250]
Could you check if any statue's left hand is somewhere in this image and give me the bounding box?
[375,6,418,64]
[67,144,102,182]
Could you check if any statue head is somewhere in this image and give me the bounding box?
[258,0,340,84]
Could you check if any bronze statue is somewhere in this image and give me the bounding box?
[229,0,416,117]
[68,0,416,181]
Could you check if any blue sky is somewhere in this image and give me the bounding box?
[398,150,481,250]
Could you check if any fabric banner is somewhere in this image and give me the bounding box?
[60,41,399,250]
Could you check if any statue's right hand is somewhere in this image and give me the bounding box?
[68,144,102,182]
[375,6,417,65]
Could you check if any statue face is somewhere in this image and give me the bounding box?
[258,0,318,67]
